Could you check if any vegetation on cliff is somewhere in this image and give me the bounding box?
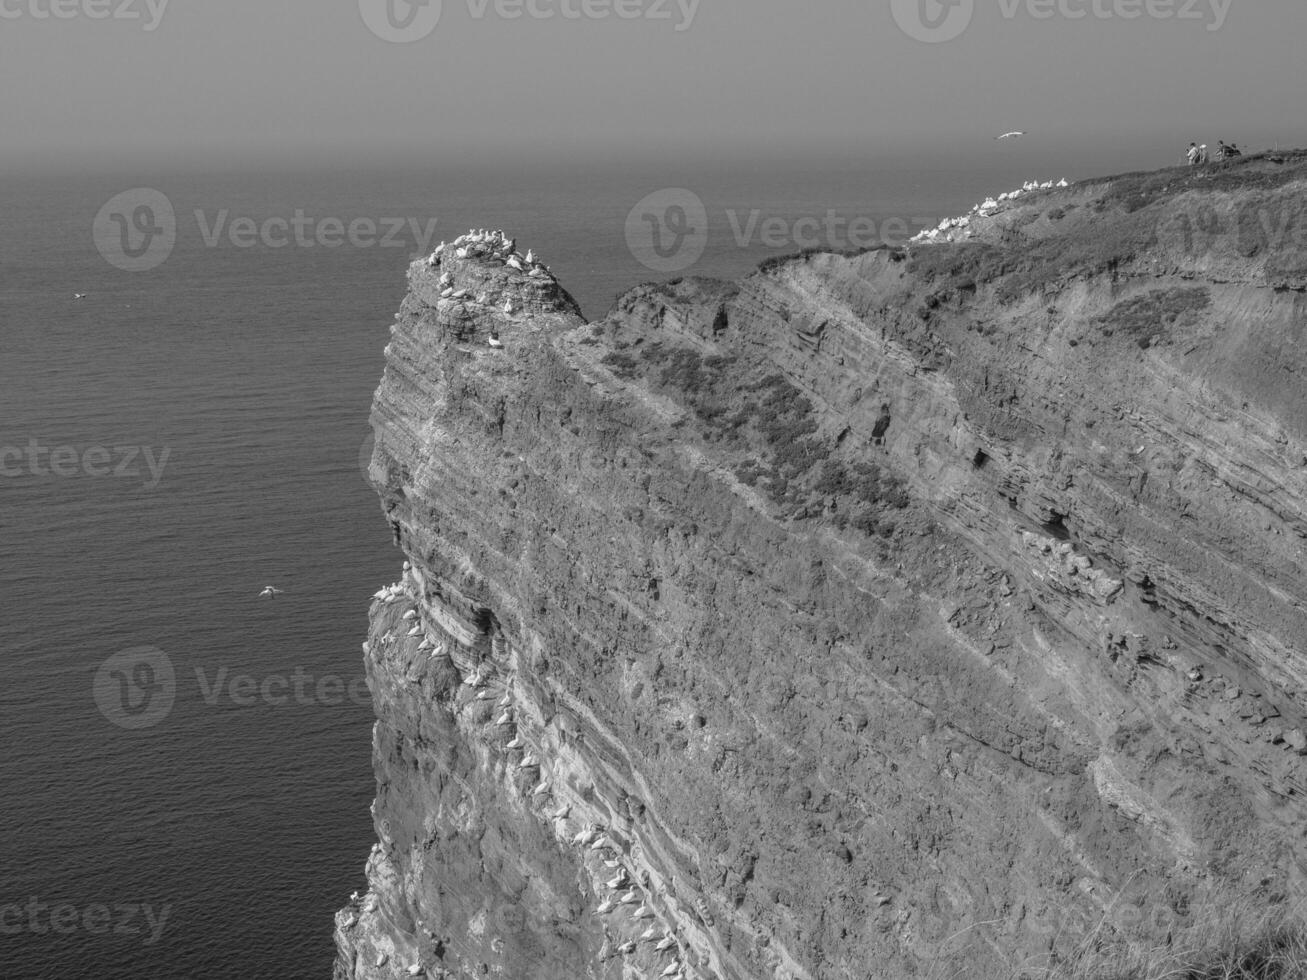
[602,342,909,534]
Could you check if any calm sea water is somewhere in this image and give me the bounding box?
[0,159,1066,979]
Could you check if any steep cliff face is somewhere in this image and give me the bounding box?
[336,153,1307,980]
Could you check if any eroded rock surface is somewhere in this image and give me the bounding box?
[336,155,1307,979]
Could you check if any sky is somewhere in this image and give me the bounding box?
[2,0,1304,175]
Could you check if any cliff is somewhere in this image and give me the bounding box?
[335,152,1307,980]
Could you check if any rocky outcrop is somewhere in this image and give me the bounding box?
[336,154,1307,979]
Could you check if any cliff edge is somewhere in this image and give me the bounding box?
[336,151,1307,980]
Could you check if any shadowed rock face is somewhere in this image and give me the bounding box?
[335,155,1307,980]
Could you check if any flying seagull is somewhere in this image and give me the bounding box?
[259,586,284,598]
[996,131,1026,140]
[74,293,87,299]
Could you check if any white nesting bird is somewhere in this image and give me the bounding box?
[402,610,417,621]
[655,935,677,952]
[531,779,551,796]
[595,898,615,914]
[606,872,627,889]
[507,735,524,750]
[618,941,636,955]
[488,336,504,349]
[634,904,654,919]
[495,711,513,725]
[525,249,537,264]
[407,625,421,636]
[507,256,524,271]
[660,962,680,977]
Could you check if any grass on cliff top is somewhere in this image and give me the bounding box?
[909,149,1307,304]
[933,901,1307,980]
[754,243,885,276]
[1046,910,1307,980]
[1094,149,1307,214]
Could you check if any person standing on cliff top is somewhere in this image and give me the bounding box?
[1187,142,1201,165]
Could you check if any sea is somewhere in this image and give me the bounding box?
[0,153,1105,979]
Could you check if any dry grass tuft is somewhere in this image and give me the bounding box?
[927,895,1307,980]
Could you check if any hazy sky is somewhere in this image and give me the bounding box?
[3,0,1304,173]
